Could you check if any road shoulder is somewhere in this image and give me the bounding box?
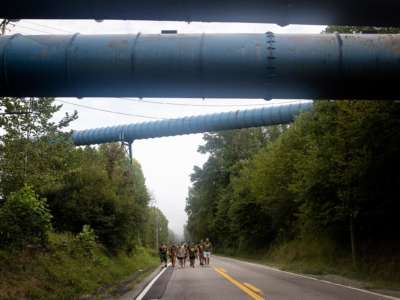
[118,264,163,300]
[216,255,400,300]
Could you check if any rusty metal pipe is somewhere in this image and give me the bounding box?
[0,33,399,99]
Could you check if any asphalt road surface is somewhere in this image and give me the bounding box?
[136,256,398,300]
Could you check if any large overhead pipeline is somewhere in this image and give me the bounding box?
[0,33,399,100]
[72,102,313,145]
[3,0,400,27]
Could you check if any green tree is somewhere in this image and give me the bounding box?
[323,21,400,268]
[282,101,400,268]
[143,206,169,250]
[186,100,400,274]
[0,97,77,197]
[186,127,282,247]
[325,26,400,34]
[0,185,52,249]
[47,145,151,251]
[0,97,163,254]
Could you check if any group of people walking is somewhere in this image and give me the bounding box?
[159,238,213,268]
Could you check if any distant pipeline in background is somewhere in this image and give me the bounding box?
[72,101,313,145]
[0,33,400,100]
[2,0,400,27]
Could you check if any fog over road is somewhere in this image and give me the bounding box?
[136,256,398,300]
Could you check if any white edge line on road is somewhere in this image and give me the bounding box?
[217,256,400,300]
[135,263,171,300]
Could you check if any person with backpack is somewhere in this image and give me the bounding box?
[169,244,177,267]
[183,243,189,268]
[177,243,186,268]
[159,244,168,268]
[188,243,197,268]
[197,240,205,266]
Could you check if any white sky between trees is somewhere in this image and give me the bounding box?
[7,20,325,237]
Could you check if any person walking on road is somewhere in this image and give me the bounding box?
[169,244,177,267]
[159,244,168,268]
[188,244,197,268]
[177,244,186,268]
[197,240,205,266]
[203,238,213,266]
[183,244,189,268]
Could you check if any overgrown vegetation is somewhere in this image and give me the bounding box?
[0,233,159,300]
[0,185,52,249]
[186,25,400,287]
[0,97,168,298]
[186,101,400,287]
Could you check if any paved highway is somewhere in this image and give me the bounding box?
[136,256,398,300]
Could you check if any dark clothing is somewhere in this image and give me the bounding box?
[198,244,204,265]
[159,246,168,265]
[189,246,196,267]
[190,257,195,267]
[204,242,212,252]
[189,247,196,259]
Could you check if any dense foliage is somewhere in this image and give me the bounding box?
[186,101,400,270]
[143,206,169,250]
[46,144,152,251]
[0,185,52,249]
[186,26,400,277]
[0,97,169,253]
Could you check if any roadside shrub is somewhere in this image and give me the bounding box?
[47,226,97,259]
[0,185,52,249]
[75,224,97,256]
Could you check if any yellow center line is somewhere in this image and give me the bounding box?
[213,267,265,300]
[243,283,263,295]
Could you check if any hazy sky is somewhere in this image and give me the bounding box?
[7,20,325,237]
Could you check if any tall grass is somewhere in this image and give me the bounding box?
[0,233,159,300]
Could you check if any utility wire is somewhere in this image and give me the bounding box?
[56,99,163,120]
[10,21,74,35]
[23,21,75,34]
[10,23,53,34]
[56,98,303,120]
[119,98,303,108]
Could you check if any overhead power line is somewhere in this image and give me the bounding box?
[23,21,75,34]
[10,23,53,34]
[56,99,163,120]
[119,98,303,108]
[9,21,75,35]
[56,99,306,121]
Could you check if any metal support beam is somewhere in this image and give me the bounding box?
[0,33,399,100]
[128,141,133,162]
[72,102,312,146]
[121,140,133,162]
[2,0,400,27]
